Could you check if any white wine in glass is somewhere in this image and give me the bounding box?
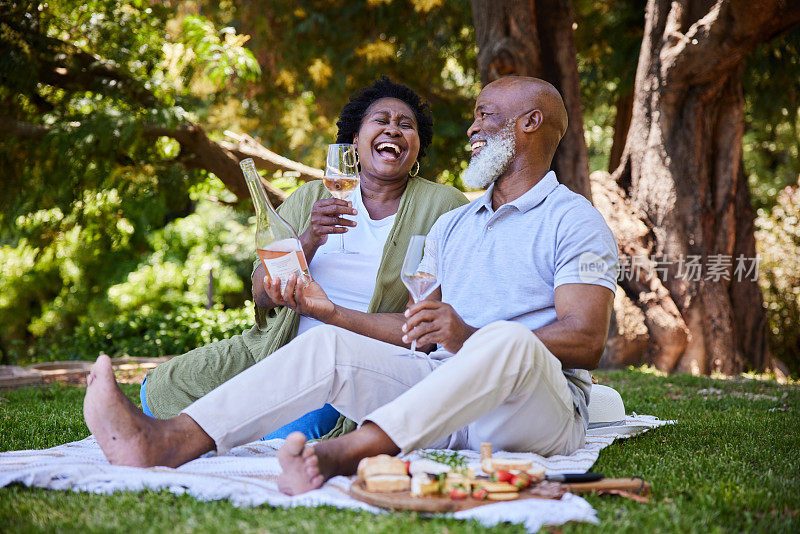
[324,143,360,254]
[401,235,440,357]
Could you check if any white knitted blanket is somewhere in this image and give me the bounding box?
[0,415,669,532]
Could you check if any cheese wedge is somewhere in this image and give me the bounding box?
[410,474,440,497]
[409,459,450,476]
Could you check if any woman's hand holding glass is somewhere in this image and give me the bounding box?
[301,198,357,252]
[323,143,360,254]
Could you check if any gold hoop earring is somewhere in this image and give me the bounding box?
[352,142,361,170]
[409,161,420,177]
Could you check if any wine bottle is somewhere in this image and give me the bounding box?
[240,158,310,290]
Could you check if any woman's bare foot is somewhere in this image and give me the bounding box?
[83,354,213,467]
[277,432,326,495]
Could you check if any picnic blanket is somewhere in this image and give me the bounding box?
[0,414,670,532]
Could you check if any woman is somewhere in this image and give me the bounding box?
[141,77,467,440]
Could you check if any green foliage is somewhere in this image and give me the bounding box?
[418,450,467,473]
[0,1,261,364]
[1,193,257,364]
[67,305,253,361]
[178,15,261,91]
[744,29,800,211]
[756,181,800,376]
[574,0,645,109]
[220,0,479,175]
[574,0,645,172]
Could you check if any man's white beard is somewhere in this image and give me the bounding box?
[462,121,516,189]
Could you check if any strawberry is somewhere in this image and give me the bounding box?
[472,488,489,500]
[510,473,531,489]
[403,460,410,475]
[449,487,469,500]
[495,470,513,483]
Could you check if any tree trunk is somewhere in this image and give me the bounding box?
[471,0,591,200]
[612,0,800,373]
[608,91,633,173]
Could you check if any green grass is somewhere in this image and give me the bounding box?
[1,370,799,533]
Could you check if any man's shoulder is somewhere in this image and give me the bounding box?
[432,195,481,227]
[545,184,609,227]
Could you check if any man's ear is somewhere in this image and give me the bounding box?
[520,109,543,133]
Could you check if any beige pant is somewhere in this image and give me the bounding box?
[183,321,585,456]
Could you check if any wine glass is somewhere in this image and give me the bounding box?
[401,235,441,357]
[323,143,360,254]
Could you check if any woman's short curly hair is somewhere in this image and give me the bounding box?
[336,76,434,161]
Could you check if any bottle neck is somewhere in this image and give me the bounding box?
[241,163,276,217]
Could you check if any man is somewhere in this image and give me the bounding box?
[83,76,618,496]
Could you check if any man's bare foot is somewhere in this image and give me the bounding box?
[84,354,213,468]
[276,423,402,496]
[277,432,326,495]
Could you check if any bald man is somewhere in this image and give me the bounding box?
[83,76,619,495]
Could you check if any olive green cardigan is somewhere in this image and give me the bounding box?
[144,177,467,423]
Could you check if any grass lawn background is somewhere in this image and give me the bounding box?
[1,368,798,533]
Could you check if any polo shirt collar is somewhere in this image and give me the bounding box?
[472,170,559,214]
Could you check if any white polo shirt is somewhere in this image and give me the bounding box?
[420,171,619,425]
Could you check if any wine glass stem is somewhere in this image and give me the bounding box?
[408,296,418,356]
[339,232,346,253]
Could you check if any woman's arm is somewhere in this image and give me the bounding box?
[265,274,437,350]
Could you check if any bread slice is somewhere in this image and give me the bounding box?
[357,454,407,479]
[490,458,533,472]
[365,474,411,493]
[473,481,518,493]
[487,491,519,501]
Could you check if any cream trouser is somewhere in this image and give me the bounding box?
[182,321,585,456]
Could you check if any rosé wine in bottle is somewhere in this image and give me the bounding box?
[240,158,310,290]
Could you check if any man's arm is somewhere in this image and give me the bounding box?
[403,283,613,368]
[532,283,614,369]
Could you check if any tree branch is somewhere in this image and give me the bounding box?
[220,131,323,182]
[0,116,293,206]
[662,0,800,86]
[0,117,50,140]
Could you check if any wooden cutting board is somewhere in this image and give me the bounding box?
[349,477,650,513]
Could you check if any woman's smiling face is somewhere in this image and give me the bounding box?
[354,98,421,182]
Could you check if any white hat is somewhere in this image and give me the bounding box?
[587,384,651,437]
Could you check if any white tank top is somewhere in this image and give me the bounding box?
[296,186,396,335]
